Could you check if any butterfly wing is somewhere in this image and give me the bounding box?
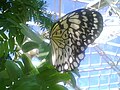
[50,9,103,71]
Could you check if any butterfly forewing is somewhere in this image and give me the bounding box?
[50,9,103,71]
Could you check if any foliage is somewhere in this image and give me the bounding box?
[0,0,77,90]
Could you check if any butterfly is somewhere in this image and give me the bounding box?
[50,8,103,71]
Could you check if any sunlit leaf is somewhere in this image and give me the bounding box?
[22,41,39,52]
[20,23,43,44]
[21,54,39,75]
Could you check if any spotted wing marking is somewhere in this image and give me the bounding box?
[50,9,103,71]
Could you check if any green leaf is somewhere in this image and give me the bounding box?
[0,69,11,90]
[37,65,70,90]
[5,13,19,26]
[0,42,5,57]
[22,41,39,52]
[8,37,15,52]
[16,33,24,46]
[0,70,9,79]
[47,73,71,85]
[19,23,43,44]
[38,61,54,73]
[38,51,49,60]
[38,41,50,59]
[0,35,4,41]
[12,76,40,90]
[0,32,8,40]
[38,64,71,86]
[48,84,68,90]
[4,41,9,56]
[0,41,9,57]
[15,82,40,90]
[69,72,76,88]
[21,54,39,75]
[0,78,6,90]
[72,68,81,77]
[15,61,25,74]
[0,59,6,71]
[5,60,23,81]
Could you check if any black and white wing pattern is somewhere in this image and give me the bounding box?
[50,8,103,71]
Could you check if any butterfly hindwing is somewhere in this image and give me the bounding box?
[50,8,103,71]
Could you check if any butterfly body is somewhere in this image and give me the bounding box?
[50,8,103,71]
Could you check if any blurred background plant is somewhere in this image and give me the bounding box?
[0,0,77,90]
